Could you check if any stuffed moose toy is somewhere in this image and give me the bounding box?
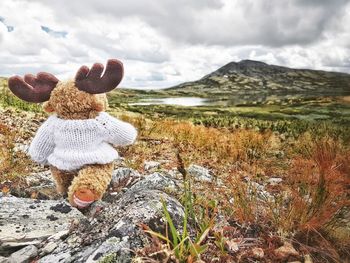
[8,59,137,209]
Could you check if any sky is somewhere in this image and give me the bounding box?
[0,0,349,89]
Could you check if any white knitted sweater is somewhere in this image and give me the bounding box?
[28,112,137,171]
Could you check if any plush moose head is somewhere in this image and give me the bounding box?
[8,59,123,119]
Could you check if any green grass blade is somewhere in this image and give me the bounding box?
[161,199,180,249]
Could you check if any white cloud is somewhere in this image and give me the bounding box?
[0,0,349,89]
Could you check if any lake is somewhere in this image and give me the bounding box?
[128,93,333,107]
[129,97,208,107]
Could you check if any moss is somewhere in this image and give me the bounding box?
[98,253,118,263]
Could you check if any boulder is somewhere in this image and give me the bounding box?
[0,197,83,255]
[8,245,38,263]
[129,172,179,192]
[39,189,185,262]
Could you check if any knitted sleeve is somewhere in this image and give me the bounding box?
[28,116,55,165]
[97,113,137,146]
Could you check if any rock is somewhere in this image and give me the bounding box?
[0,256,9,263]
[12,171,58,200]
[40,242,57,255]
[166,168,183,180]
[129,172,178,192]
[84,200,109,218]
[24,171,53,187]
[37,252,71,263]
[267,177,283,186]
[274,242,299,259]
[251,247,264,258]
[187,165,213,182]
[225,240,239,253]
[39,189,185,262]
[46,230,69,241]
[144,161,160,171]
[8,245,38,263]
[110,168,141,190]
[0,197,83,253]
[248,181,274,202]
[86,236,131,262]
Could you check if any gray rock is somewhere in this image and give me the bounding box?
[0,197,83,253]
[24,171,54,187]
[39,189,185,262]
[8,245,38,263]
[38,252,71,263]
[144,161,160,171]
[86,237,131,262]
[0,256,9,263]
[188,164,213,182]
[166,168,183,180]
[267,177,283,186]
[249,181,274,202]
[46,230,69,242]
[12,171,58,200]
[40,242,57,256]
[110,168,141,190]
[129,172,178,192]
[84,200,109,218]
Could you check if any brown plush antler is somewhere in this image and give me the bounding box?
[8,73,59,103]
[75,59,124,94]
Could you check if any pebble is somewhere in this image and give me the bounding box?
[274,242,299,259]
[251,247,264,258]
[41,242,57,255]
[225,240,239,253]
[144,161,160,171]
[267,177,283,186]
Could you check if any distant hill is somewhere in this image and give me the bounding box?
[164,60,350,97]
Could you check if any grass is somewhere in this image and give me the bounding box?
[0,122,32,182]
[0,85,41,112]
[119,114,349,262]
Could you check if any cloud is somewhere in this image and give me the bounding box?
[30,0,349,47]
[0,0,349,89]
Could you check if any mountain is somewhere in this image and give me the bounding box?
[164,60,350,97]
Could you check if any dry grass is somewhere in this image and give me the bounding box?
[120,115,272,172]
[0,122,31,182]
[118,115,350,262]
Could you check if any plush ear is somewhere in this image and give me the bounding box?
[43,101,55,113]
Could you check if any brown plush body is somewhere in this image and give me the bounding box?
[45,81,114,207]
